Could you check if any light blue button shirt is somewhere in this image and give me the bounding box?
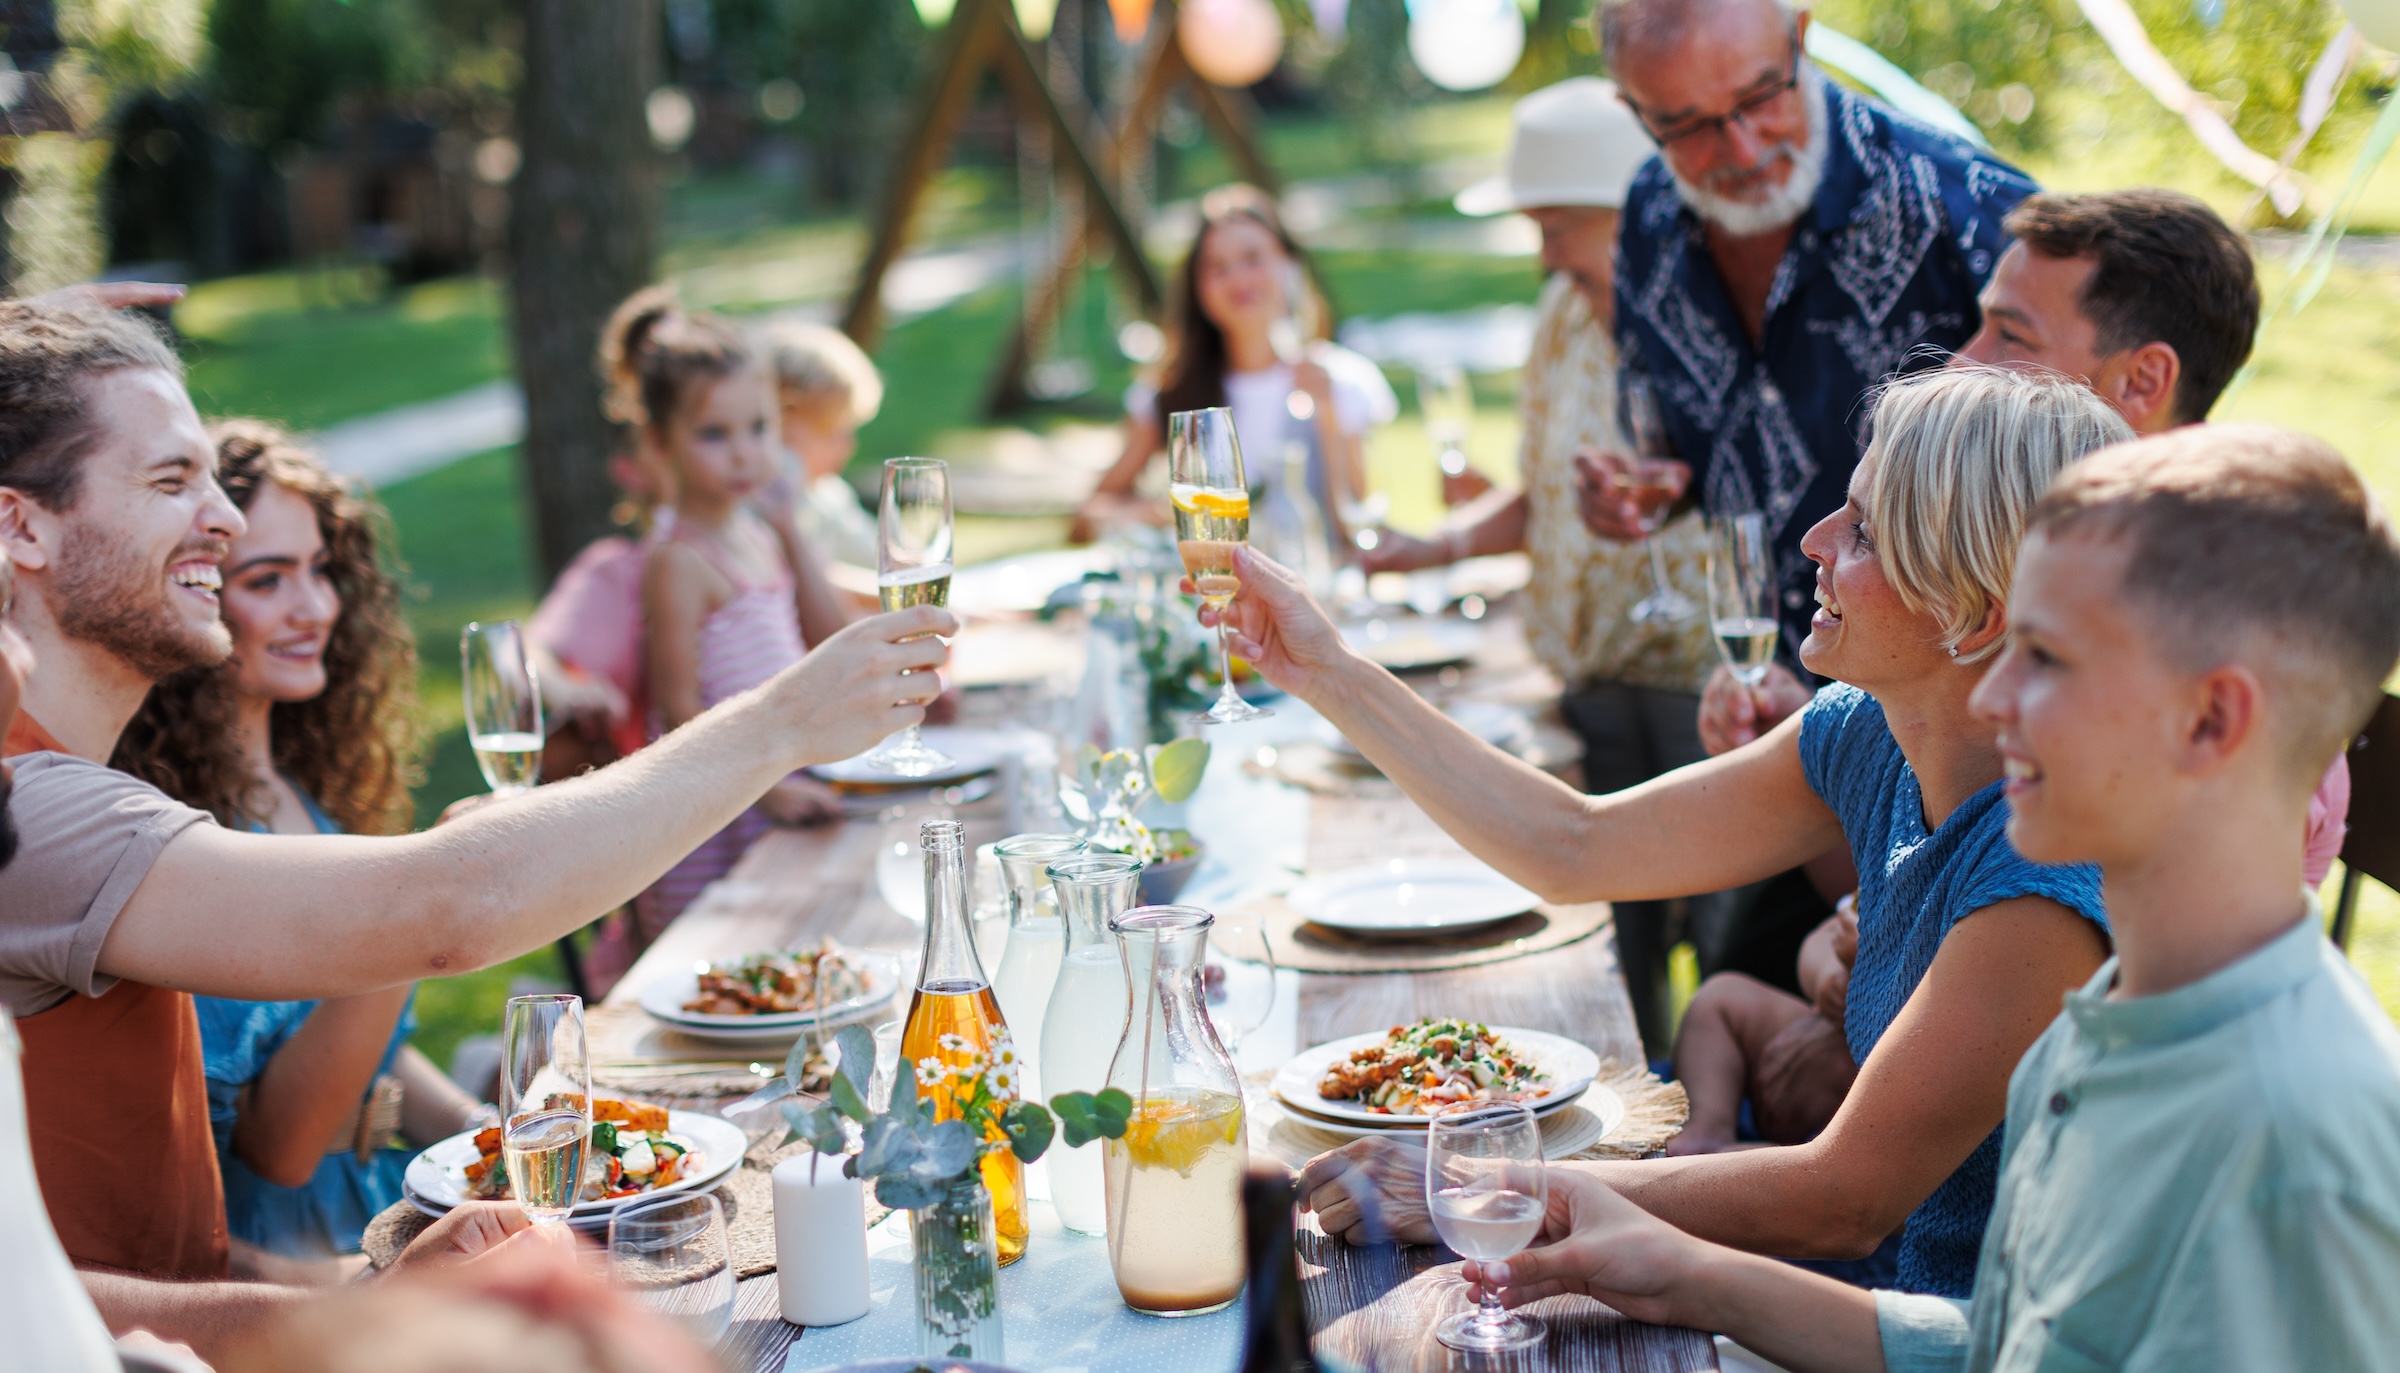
[1879,897,2400,1372]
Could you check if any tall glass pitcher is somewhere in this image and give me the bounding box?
[1039,852,1145,1235]
[989,833,1085,1104]
[1103,905,1249,1316]
[900,820,1029,1266]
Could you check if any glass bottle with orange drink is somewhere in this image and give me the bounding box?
[900,819,1029,1265]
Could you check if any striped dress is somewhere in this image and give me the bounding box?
[632,529,809,935]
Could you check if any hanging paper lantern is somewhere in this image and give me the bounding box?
[1179,0,1285,87]
[914,0,958,26]
[1106,0,1155,43]
[2344,0,2400,51]
[1311,0,1349,44]
[1016,0,1061,40]
[1408,0,1525,93]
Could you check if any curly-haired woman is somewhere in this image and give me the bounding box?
[113,421,483,1270]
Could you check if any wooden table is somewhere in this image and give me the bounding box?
[600,611,1717,1373]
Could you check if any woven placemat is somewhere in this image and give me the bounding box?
[1215,894,1610,975]
[362,1135,890,1278]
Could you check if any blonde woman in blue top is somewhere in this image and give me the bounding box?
[1231,367,2128,1298]
[113,422,484,1268]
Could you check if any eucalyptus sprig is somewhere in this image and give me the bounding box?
[745,1022,1133,1211]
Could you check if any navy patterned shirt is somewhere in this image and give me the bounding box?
[1614,78,2037,658]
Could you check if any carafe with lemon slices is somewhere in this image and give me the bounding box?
[1101,904,1249,1315]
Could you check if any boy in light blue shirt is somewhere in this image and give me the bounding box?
[1457,424,2400,1371]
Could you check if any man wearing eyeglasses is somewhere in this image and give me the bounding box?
[1581,0,2036,665]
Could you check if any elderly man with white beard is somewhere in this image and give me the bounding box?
[1583,0,2036,662]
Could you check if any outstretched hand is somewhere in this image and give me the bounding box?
[1190,546,1354,699]
[1458,1171,1702,1328]
[1697,662,1812,756]
[775,605,958,765]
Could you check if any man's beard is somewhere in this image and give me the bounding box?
[1670,64,1832,239]
[53,520,231,682]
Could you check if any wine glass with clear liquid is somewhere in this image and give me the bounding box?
[865,457,957,775]
[500,994,591,1230]
[1171,407,1273,725]
[1705,511,1778,687]
[609,1192,734,1346]
[461,620,544,797]
[1426,1100,1548,1353]
[1612,372,1696,625]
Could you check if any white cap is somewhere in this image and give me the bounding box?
[1454,77,1656,217]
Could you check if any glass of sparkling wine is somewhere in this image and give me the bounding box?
[1426,1100,1549,1353]
[609,1192,735,1345]
[461,620,544,797]
[866,457,957,775]
[1418,361,1474,480]
[1170,407,1272,725]
[500,993,591,1229]
[1612,371,1696,625]
[1705,510,1778,686]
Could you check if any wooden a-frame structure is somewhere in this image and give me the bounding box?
[838,0,1289,416]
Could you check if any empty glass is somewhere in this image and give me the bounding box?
[1612,372,1695,625]
[1426,1100,1548,1353]
[461,620,544,797]
[1200,908,1276,1056]
[608,1192,735,1346]
[1417,361,1474,480]
[498,994,590,1229]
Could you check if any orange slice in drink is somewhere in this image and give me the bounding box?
[1121,1094,1243,1174]
[1170,484,1250,520]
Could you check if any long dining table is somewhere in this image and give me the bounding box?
[592,596,1720,1373]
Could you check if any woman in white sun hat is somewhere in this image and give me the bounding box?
[1366,78,1751,1060]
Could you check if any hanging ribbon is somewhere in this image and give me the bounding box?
[2075,0,2309,215]
[1804,22,1987,149]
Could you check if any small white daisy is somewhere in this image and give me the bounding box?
[984,1065,1020,1100]
[914,1057,947,1087]
[937,1032,973,1055]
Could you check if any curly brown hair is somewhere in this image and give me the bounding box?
[112,420,422,835]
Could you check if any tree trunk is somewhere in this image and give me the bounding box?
[510,0,659,584]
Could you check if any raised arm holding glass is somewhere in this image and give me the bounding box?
[1214,368,2129,1298]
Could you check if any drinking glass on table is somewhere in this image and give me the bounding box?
[1704,510,1778,686]
[1426,1100,1548,1353]
[499,993,591,1230]
[1610,372,1696,625]
[461,620,544,797]
[1201,910,1277,1057]
[865,457,957,775]
[1171,407,1273,725]
[608,1192,735,1345]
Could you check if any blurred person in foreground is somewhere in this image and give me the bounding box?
[111,423,484,1273]
[1228,367,2129,1299]
[1704,189,2350,883]
[1075,183,1396,558]
[1457,427,2400,1372]
[1359,78,1719,1056]
[0,298,949,1328]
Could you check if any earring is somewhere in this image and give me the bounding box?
[1946,645,1960,658]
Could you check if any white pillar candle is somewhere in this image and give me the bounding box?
[772,1152,872,1327]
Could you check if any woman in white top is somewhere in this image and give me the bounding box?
[1079,184,1395,554]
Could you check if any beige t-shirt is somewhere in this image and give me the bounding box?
[0,751,211,1017]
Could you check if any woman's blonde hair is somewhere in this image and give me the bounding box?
[757,319,883,427]
[1863,366,2133,663]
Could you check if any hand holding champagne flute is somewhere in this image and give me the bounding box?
[865,457,957,775]
[500,994,592,1229]
[1171,407,1272,725]
[462,620,544,796]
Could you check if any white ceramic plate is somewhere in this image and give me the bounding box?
[807,727,1010,787]
[1340,616,1485,672]
[403,1109,745,1216]
[638,949,903,1037]
[1282,1082,1622,1142]
[1287,858,1538,936]
[1315,701,1529,763]
[1272,1026,1601,1128]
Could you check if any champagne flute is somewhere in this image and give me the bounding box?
[461,620,544,797]
[1614,372,1696,625]
[499,993,591,1230]
[1426,1101,1548,1353]
[1418,361,1474,482]
[1705,511,1778,686]
[609,1192,735,1345]
[1171,407,1273,725]
[865,457,957,775]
